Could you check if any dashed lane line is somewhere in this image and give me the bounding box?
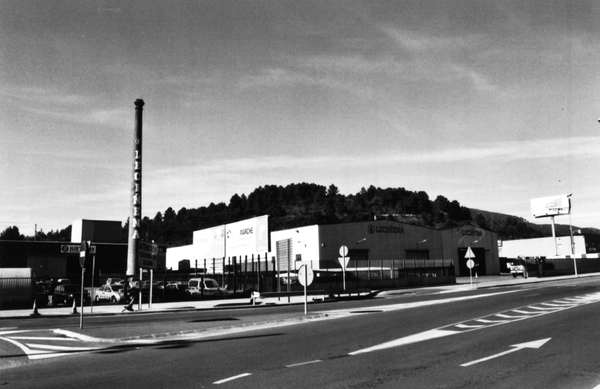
[213,373,252,385]
[285,360,323,368]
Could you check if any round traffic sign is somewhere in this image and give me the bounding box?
[339,245,348,257]
[298,266,314,286]
[466,259,475,269]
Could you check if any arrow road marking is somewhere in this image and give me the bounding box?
[460,338,551,367]
[349,292,600,356]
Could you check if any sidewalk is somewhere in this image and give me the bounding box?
[0,290,370,319]
[454,272,600,289]
[2,272,599,319]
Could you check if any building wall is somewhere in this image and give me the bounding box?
[440,226,500,277]
[166,244,193,271]
[163,221,500,276]
[71,219,123,244]
[0,240,128,283]
[317,221,443,270]
[499,236,586,258]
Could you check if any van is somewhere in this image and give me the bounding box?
[187,278,229,298]
[510,258,528,278]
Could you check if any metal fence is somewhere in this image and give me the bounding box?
[185,257,455,293]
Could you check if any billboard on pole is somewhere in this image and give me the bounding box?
[531,194,571,218]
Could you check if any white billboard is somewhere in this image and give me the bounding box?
[193,225,225,259]
[192,215,269,260]
[531,194,571,218]
[225,215,269,257]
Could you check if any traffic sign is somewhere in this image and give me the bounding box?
[298,266,314,286]
[339,245,348,257]
[465,247,475,259]
[79,241,90,268]
[466,259,475,269]
[338,256,350,269]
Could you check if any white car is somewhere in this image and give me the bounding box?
[95,284,124,303]
[187,278,229,298]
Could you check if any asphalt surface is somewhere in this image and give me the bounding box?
[2,273,597,320]
[2,272,598,344]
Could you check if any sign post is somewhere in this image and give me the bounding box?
[338,246,350,290]
[465,247,475,288]
[79,241,90,329]
[298,264,314,315]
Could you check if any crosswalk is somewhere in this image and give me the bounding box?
[349,291,600,355]
[446,292,600,334]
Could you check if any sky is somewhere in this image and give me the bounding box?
[2,0,600,238]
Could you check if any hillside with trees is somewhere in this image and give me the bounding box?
[3,183,596,247]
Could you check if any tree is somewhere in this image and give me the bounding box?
[0,226,24,240]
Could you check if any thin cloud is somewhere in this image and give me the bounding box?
[149,136,598,179]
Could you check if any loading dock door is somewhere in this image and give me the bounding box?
[457,247,486,276]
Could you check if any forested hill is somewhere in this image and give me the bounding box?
[135,183,595,247]
[4,183,596,246]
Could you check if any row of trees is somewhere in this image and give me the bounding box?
[133,184,475,246]
[2,183,562,247]
[0,225,71,242]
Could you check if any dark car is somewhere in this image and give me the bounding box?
[35,282,51,307]
[53,284,90,306]
[161,283,191,302]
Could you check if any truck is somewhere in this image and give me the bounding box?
[0,268,37,308]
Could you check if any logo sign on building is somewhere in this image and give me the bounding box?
[531,194,571,218]
[60,244,96,254]
[368,224,404,234]
[138,240,157,269]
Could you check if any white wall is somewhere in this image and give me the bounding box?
[270,225,320,271]
[499,235,586,258]
[166,244,194,271]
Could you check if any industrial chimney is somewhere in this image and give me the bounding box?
[126,99,144,277]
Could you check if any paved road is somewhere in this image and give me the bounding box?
[2,273,600,388]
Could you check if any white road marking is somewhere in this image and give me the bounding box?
[25,343,102,351]
[0,329,106,360]
[460,338,551,367]
[348,292,600,356]
[285,360,323,368]
[455,324,485,329]
[10,336,78,341]
[0,336,69,360]
[349,329,459,355]
[213,373,252,384]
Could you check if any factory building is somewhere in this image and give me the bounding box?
[166,219,500,289]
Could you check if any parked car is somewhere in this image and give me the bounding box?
[95,284,124,303]
[161,283,190,302]
[35,282,50,307]
[187,278,230,298]
[105,278,123,285]
[53,284,89,306]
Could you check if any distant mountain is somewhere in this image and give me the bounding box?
[470,208,600,239]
